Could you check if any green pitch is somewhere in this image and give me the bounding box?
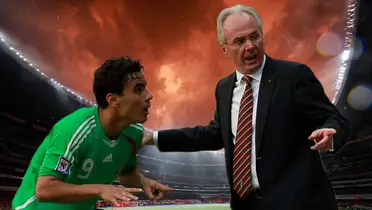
[101,204,230,210]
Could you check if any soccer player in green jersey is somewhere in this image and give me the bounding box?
[12,57,172,210]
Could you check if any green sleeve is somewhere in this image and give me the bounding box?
[121,156,137,173]
[39,119,90,179]
[121,123,144,173]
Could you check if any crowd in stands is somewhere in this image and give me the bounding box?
[138,156,229,186]
[95,198,232,209]
[95,199,205,209]
[94,199,372,210]
[323,128,372,182]
[0,200,11,210]
[94,191,232,209]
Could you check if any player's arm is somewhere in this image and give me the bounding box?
[37,176,140,204]
[117,127,146,189]
[35,121,103,202]
[117,159,173,200]
[117,157,143,188]
[118,127,173,200]
[117,124,145,188]
[36,177,105,202]
[36,122,140,203]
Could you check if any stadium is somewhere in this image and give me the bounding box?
[1,0,372,210]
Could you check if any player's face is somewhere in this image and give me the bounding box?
[110,71,153,124]
[222,13,265,74]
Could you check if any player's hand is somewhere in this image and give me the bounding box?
[308,128,336,152]
[141,127,155,148]
[141,177,173,200]
[99,185,142,206]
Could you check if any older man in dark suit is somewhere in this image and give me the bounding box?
[142,4,351,210]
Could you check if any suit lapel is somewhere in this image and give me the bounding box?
[225,72,236,143]
[255,56,276,156]
[220,72,236,166]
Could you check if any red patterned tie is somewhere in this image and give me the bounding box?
[233,75,254,198]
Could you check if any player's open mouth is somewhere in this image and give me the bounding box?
[144,106,150,115]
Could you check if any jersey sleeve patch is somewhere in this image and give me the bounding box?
[55,156,72,175]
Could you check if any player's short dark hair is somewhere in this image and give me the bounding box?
[93,56,144,109]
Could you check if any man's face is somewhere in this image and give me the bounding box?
[108,70,153,124]
[222,13,265,74]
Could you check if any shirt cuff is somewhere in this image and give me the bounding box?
[153,131,159,148]
[313,137,334,152]
[329,138,334,152]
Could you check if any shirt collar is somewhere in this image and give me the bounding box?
[236,54,266,83]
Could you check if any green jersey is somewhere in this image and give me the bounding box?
[12,106,144,210]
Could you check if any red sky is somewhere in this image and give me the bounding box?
[0,0,348,129]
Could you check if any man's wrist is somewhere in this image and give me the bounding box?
[133,167,145,183]
[92,184,106,197]
[117,166,146,188]
[139,174,148,186]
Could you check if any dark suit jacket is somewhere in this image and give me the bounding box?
[157,56,351,210]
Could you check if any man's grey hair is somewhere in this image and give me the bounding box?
[216,4,262,44]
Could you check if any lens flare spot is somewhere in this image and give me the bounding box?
[347,85,372,111]
[316,32,343,56]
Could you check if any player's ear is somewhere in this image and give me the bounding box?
[106,93,119,107]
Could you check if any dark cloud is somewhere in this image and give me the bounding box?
[0,0,348,129]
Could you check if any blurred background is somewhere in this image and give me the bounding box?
[0,0,371,209]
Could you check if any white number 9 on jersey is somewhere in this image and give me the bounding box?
[77,158,94,179]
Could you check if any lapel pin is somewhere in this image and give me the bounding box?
[268,80,271,83]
